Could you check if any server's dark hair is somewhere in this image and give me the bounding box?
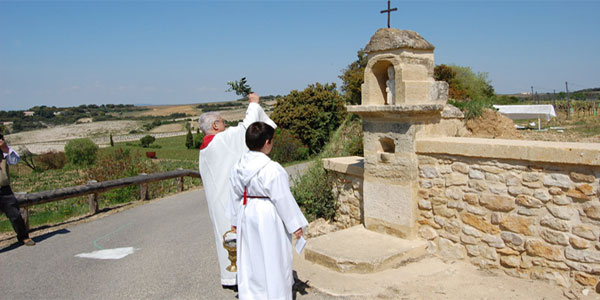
[245,122,275,151]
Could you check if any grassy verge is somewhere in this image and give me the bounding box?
[0,135,201,233]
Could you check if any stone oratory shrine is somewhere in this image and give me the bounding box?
[297,26,456,286]
[296,27,600,297]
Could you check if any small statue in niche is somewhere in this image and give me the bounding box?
[385,66,395,105]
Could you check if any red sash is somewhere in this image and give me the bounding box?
[243,186,269,205]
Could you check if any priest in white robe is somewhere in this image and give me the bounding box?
[229,122,308,300]
[198,93,276,287]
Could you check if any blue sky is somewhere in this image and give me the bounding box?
[1,0,599,111]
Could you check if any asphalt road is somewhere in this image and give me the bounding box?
[0,163,338,300]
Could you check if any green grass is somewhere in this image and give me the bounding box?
[102,135,200,161]
[1,134,202,233]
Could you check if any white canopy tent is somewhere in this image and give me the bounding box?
[493,104,557,130]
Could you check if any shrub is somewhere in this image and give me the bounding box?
[270,129,309,164]
[87,148,160,205]
[140,135,156,148]
[271,82,346,154]
[36,151,67,170]
[194,131,204,149]
[292,161,336,222]
[64,138,98,166]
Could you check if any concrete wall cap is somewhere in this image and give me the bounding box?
[416,137,600,166]
[322,156,364,178]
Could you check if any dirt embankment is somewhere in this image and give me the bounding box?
[466,109,523,139]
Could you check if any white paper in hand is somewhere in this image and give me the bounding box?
[295,236,306,254]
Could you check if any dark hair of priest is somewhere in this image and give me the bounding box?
[245,122,275,151]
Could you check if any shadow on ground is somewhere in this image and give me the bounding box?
[0,228,70,253]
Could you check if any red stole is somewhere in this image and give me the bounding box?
[199,135,215,150]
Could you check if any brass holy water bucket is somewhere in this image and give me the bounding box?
[223,229,237,272]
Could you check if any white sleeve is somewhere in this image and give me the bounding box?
[3,147,20,165]
[268,165,308,234]
[242,102,277,129]
[216,102,277,144]
[227,169,242,227]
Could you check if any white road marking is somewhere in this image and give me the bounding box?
[75,247,137,260]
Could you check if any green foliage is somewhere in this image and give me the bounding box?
[185,128,194,149]
[110,135,199,161]
[449,97,494,120]
[226,77,252,97]
[434,64,463,99]
[143,119,162,131]
[292,161,336,222]
[494,95,520,105]
[291,114,363,222]
[140,135,156,148]
[435,64,496,119]
[197,101,243,112]
[338,49,368,105]
[319,114,364,158]
[450,64,495,100]
[64,138,99,166]
[194,131,204,149]
[271,82,346,154]
[269,129,309,164]
[87,149,160,205]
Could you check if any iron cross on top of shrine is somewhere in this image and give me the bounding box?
[380,0,398,28]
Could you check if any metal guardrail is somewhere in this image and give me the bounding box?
[13,169,201,229]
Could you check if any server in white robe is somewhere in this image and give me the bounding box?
[198,93,276,286]
[229,122,308,300]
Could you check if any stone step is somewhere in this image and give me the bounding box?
[303,225,429,273]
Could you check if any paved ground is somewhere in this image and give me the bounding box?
[0,189,337,300]
[1,160,596,299]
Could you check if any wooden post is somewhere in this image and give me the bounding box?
[139,173,149,200]
[176,168,184,192]
[87,180,99,214]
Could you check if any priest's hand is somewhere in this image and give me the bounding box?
[293,228,303,239]
[231,226,237,233]
[248,93,260,104]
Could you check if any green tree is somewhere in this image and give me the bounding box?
[64,138,99,166]
[434,64,463,100]
[185,128,194,149]
[140,135,156,148]
[194,130,204,149]
[450,64,495,100]
[338,49,368,105]
[271,82,346,154]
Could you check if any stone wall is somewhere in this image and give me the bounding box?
[319,157,364,234]
[331,171,363,228]
[415,137,600,289]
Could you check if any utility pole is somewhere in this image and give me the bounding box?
[553,89,556,108]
